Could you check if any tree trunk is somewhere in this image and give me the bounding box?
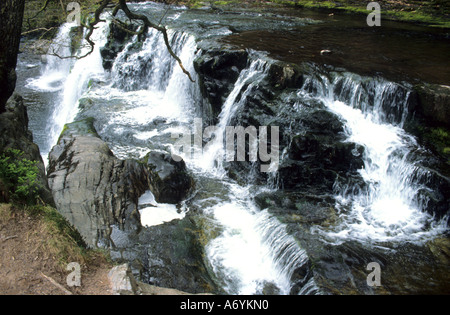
[0,0,25,114]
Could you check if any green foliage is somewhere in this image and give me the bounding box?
[0,149,41,205]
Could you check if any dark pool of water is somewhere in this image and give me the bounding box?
[221,9,450,86]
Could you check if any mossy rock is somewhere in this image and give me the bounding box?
[59,117,100,141]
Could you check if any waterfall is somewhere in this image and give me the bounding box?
[27,24,73,93]
[27,20,109,164]
[20,2,450,295]
[300,74,448,244]
[191,56,318,295]
[204,183,316,295]
[46,20,313,295]
[188,57,270,176]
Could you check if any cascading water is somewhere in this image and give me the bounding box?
[20,2,449,295]
[177,54,316,295]
[26,15,315,294]
[189,57,270,176]
[26,20,108,164]
[299,74,448,244]
[111,23,317,294]
[204,184,311,295]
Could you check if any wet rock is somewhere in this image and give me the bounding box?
[47,118,149,247]
[254,190,337,228]
[110,215,219,294]
[415,83,450,127]
[417,167,450,222]
[261,281,280,295]
[100,21,138,70]
[144,151,194,204]
[267,62,304,90]
[278,109,365,193]
[194,46,249,121]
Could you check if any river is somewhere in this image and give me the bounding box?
[16,1,450,294]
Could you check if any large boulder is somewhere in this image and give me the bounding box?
[46,118,209,293]
[144,151,194,204]
[47,118,149,247]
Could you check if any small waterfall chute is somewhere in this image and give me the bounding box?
[303,74,448,244]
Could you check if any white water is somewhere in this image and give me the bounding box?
[185,58,269,176]
[139,190,185,227]
[303,76,448,244]
[27,24,73,93]
[204,183,310,295]
[31,11,449,295]
[27,20,109,164]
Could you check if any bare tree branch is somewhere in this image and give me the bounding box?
[117,0,195,82]
[21,27,56,36]
[50,0,195,82]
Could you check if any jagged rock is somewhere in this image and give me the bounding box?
[144,151,194,204]
[47,118,149,247]
[100,22,138,70]
[194,46,249,121]
[0,94,54,205]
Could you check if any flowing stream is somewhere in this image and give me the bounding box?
[298,75,448,244]
[17,2,449,294]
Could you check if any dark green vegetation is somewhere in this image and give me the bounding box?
[0,148,41,205]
